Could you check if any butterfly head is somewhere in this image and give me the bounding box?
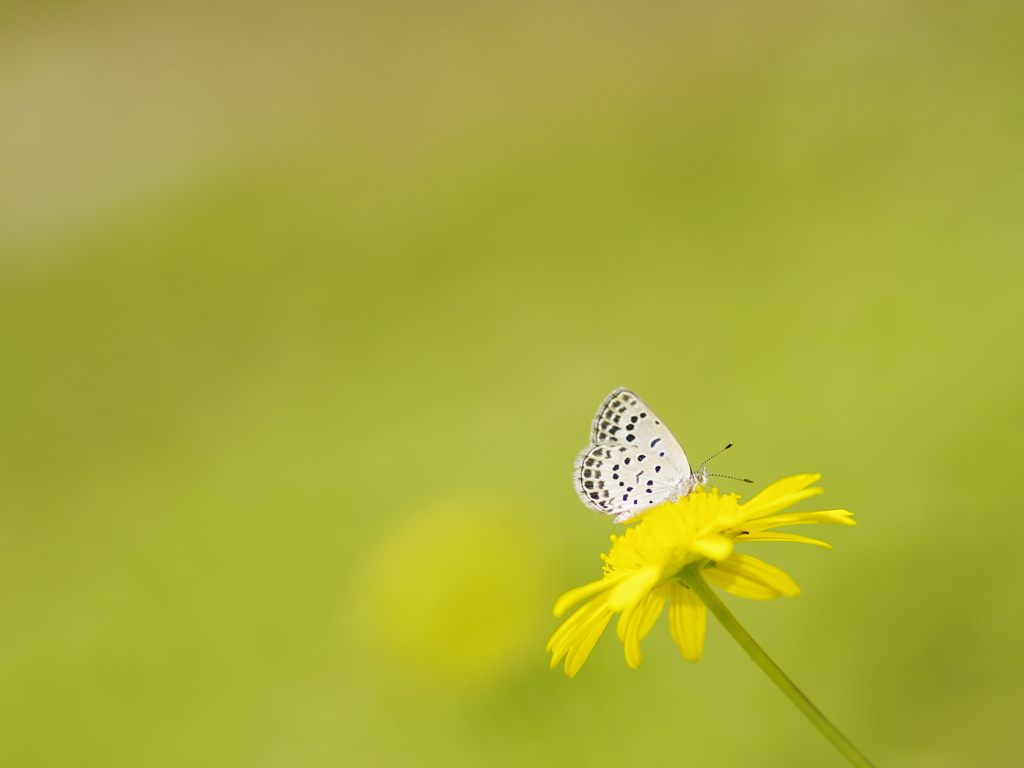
[689,444,753,493]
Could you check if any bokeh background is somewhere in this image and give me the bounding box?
[3,1,1024,766]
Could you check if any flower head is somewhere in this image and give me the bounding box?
[547,474,854,677]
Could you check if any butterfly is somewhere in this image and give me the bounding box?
[574,387,709,523]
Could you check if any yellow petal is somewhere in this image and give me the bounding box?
[616,598,637,641]
[547,593,611,660]
[616,585,669,669]
[733,531,833,549]
[704,565,780,600]
[553,572,627,617]
[668,581,705,662]
[691,533,733,562]
[704,553,801,600]
[564,609,613,678]
[622,606,645,669]
[638,584,670,641]
[606,566,661,613]
[738,474,823,522]
[739,510,855,532]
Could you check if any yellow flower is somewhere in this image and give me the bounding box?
[547,474,855,677]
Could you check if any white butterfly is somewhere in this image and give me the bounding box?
[574,387,709,523]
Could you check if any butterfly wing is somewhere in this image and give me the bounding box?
[575,388,693,522]
[590,387,689,470]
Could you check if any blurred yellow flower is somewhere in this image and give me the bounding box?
[547,474,854,677]
[356,499,549,689]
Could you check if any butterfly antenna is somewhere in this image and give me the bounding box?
[699,443,734,468]
[708,473,754,484]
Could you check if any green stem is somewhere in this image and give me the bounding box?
[679,563,876,768]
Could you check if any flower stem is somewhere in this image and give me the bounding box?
[679,564,876,768]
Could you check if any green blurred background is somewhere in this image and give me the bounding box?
[2,1,1023,766]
